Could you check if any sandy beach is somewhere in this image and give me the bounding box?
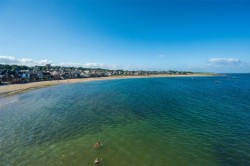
[0,74,216,96]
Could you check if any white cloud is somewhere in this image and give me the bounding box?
[0,55,122,69]
[185,57,250,73]
[0,56,53,66]
[208,58,241,66]
[38,59,53,65]
[0,56,19,64]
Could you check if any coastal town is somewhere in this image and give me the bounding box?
[0,64,195,85]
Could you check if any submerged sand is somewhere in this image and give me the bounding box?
[0,74,216,96]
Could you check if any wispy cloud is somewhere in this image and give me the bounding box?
[158,54,166,58]
[82,63,121,69]
[207,58,241,66]
[56,62,121,69]
[0,56,53,66]
[185,57,250,73]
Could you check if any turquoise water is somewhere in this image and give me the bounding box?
[0,75,250,166]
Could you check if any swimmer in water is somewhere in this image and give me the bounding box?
[94,142,102,149]
[94,157,102,164]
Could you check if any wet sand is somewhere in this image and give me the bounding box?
[0,74,216,96]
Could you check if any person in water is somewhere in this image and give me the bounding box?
[94,142,102,149]
[94,157,102,164]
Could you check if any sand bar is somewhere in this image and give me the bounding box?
[0,74,216,96]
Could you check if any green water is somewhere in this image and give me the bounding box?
[1,75,250,165]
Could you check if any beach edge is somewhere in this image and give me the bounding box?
[0,74,219,96]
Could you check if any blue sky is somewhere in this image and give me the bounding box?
[0,0,250,72]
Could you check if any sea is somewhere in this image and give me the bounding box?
[0,74,249,166]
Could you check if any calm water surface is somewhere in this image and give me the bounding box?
[0,75,250,166]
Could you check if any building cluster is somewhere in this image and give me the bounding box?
[0,64,193,84]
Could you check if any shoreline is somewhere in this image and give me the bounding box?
[0,74,217,96]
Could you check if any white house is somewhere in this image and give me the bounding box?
[80,71,90,77]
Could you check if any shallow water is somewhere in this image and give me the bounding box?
[0,75,250,166]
